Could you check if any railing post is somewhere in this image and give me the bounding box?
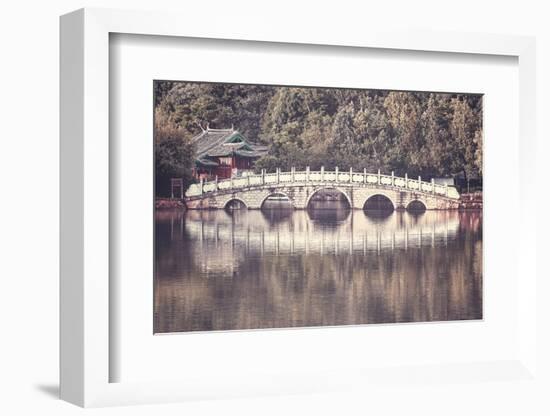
[291,166,295,182]
[391,171,395,187]
[431,178,435,194]
[262,169,265,185]
[215,175,218,191]
[306,166,310,182]
[363,168,367,183]
[230,175,233,189]
[378,169,381,185]
[247,173,251,187]
[418,176,421,191]
[276,167,280,184]
[321,166,324,182]
[405,173,408,189]
[445,183,448,197]
[349,167,353,183]
[335,166,339,182]
[200,178,204,195]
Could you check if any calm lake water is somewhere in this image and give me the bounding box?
[154,205,482,333]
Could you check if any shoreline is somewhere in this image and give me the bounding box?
[459,192,483,210]
[156,198,186,210]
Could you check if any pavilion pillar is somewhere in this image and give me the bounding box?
[215,175,218,191]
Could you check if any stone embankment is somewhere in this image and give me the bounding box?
[459,192,482,209]
[156,198,185,210]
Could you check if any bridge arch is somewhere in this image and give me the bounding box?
[363,194,395,211]
[407,200,427,212]
[259,191,294,209]
[223,197,248,210]
[305,187,352,209]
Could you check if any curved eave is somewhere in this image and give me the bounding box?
[234,150,266,158]
[195,159,219,167]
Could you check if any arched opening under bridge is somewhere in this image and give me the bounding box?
[306,188,351,223]
[306,188,351,210]
[363,194,395,212]
[261,192,293,210]
[224,198,247,211]
[407,200,427,213]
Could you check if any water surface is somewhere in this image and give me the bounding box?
[154,206,482,333]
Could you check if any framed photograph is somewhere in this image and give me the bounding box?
[60,8,539,408]
[153,80,480,335]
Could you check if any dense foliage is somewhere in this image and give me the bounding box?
[154,122,195,197]
[154,81,482,195]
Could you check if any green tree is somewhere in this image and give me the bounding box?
[253,155,280,173]
[449,97,482,180]
[157,82,274,139]
[383,91,424,174]
[330,102,364,169]
[260,88,309,146]
[154,80,174,107]
[300,111,334,170]
[421,94,454,176]
[473,129,483,175]
[154,124,195,197]
[352,94,397,171]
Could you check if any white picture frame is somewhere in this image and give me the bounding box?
[60,8,539,408]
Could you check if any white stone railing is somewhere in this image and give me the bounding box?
[185,167,461,199]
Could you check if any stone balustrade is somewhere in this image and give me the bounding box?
[186,167,460,200]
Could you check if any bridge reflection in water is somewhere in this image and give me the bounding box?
[154,206,482,333]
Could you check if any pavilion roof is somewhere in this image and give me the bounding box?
[191,127,268,165]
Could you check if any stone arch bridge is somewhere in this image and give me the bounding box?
[184,167,460,210]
